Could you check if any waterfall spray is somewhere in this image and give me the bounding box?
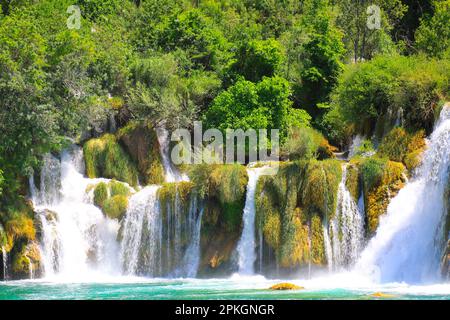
[237,167,268,275]
[329,165,365,270]
[33,146,122,280]
[355,107,450,283]
[355,106,450,284]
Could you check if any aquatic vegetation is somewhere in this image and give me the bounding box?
[361,158,407,234]
[269,283,304,290]
[118,122,165,185]
[378,128,426,171]
[84,134,138,186]
[256,160,341,270]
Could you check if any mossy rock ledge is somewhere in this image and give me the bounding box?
[269,283,304,290]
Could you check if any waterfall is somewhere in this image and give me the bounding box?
[348,135,364,159]
[355,106,450,284]
[236,167,268,275]
[179,199,204,278]
[329,165,365,269]
[33,146,122,280]
[120,186,204,278]
[1,247,7,281]
[120,186,162,276]
[323,226,333,273]
[155,126,188,183]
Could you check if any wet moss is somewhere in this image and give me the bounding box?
[255,160,341,270]
[378,128,426,171]
[194,164,248,276]
[361,158,406,234]
[310,215,325,265]
[93,182,108,208]
[93,180,132,220]
[84,134,138,186]
[345,163,360,201]
[11,241,41,279]
[103,195,129,220]
[118,122,165,185]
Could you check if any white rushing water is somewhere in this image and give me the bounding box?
[179,199,204,278]
[328,165,365,270]
[1,246,7,281]
[348,134,365,159]
[155,126,188,183]
[120,185,162,276]
[32,146,122,280]
[355,106,450,284]
[237,167,269,275]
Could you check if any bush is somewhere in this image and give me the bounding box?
[93,182,108,208]
[84,134,138,186]
[283,126,335,160]
[102,195,129,220]
[378,128,426,170]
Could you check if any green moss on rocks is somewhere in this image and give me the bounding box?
[361,158,406,234]
[310,215,325,265]
[11,241,41,279]
[110,180,131,197]
[93,182,108,208]
[345,163,360,201]
[84,134,138,186]
[378,128,426,171]
[103,195,129,220]
[92,180,132,220]
[192,164,248,276]
[255,160,342,271]
[118,122,165,185]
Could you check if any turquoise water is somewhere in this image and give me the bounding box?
[1,276,449,300]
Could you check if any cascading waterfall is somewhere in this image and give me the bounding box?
[179,199,204,278]
[348,135,365,159]
[155,126,188,183]
[120,186,204,278]
[237,167,268,275]
[355,106,450,284]
[1,247,7,281]
[328,165,365,270]
[120,186,162,276]
[33,146,122,280]
[323,226,333,273]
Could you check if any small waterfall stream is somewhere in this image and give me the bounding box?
[327,165,365,270]
[355,106,450,283]
[155,126,188,183]
[237,167,268,275]
[2,246,7,281]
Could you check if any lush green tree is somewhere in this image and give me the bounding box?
[157,8,232,72]
[228,38,284,83]
[204,76,310,140]
[282,0,345,116]
[128,54,220,130]
[336,0,407,61]
[415,0,450,57]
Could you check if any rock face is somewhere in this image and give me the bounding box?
[11,241,41,280]
[442,240,450,280]
[255,160,342,275]
[196,165,249,277]
[83,134,139,186]
[118,123,164,185]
